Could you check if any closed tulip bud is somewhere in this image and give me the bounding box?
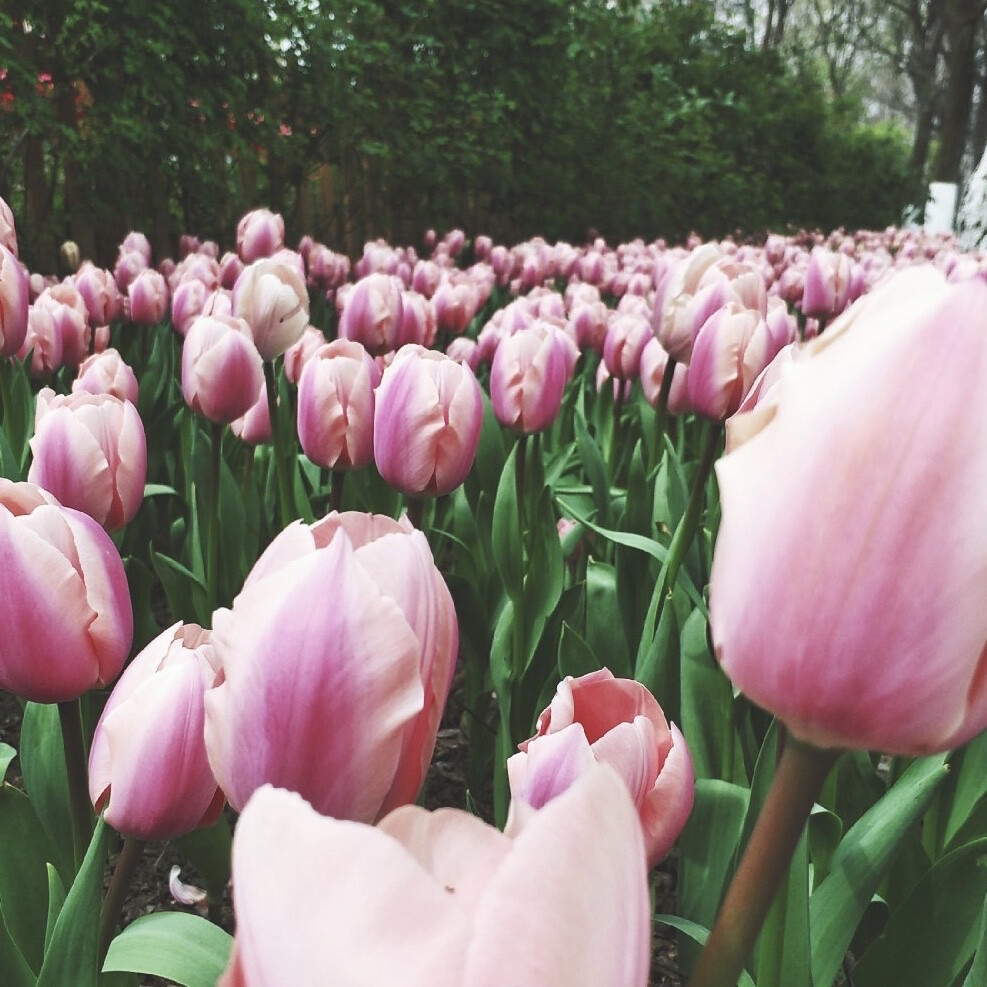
[640,337,691,415]
[801,246,852,320]
[205,511,458,820]
[0,243,29,357]
[490,322,570,434]
[398,290,437,348]
[298,339,380,470]
[74,263,123,325]
[283,325,327,385]
[73,348,139,404]
[88,623,224,841]
[411,260,442,297]
[231,381,272,445]
[120,231,152,265]
[170,278,211,337]
[711,268,987,754]
[508,670,693,869]
[29,388,147,530]
[218,768,650,987]
[114,250,148,293]
[236,208,285,263]
[0,478,132,702]
[219,252,245,289]
[21,285,91,372]
[433,280,479,334]
[655,243,724,359]
[182,315,265,424]
[233,257,309,361]
[0,196,17,257]
[127,268,169,325]
[444,336,480,371]
[374,346,483,496]
[603,311,651,380]
[338,273,405,354]
[570,300,609,352]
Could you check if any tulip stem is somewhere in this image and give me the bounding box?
[652,356,678,470]
[688,734,837,987]
[207,420,223,617]
[0,359,12,441]
[57,699,93,870]
[330,469,345,513]
[263,360,294,528]
[98,835,146,966]
[406,496,425,530]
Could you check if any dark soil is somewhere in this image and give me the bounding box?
[0,678,683,985]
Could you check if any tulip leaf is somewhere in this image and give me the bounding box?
[0,427,21,481]
[573,407,611,527]
[634,589,680,725]
[557,621,601,679]
[851,838,987,987]
[0,905,35,987]
[18,704,74,886]
[43,866,65,954]
[102,912,232,987]
[142,483,179,498]
[37,819,107,987]
[962,894,987,987]
[809,754,949,987]
[150,548,208,628]
[940,730,987,853]
[585,560,631,680]
[0,744,14,786]
[0,785,52,972]
[521,485,563,664]
[491,443,523,601]
[176,817,233,901]
[652,914,756,987]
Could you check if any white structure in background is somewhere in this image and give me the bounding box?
[957,149,987,247]
[925,182,958,234]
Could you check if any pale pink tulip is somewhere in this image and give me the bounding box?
[337,272,405,354]
[0,479,132,703]
[490,322,570,433]
[182,315,264,424]
[232,257,309,361]
[218,766,650,987]
[801,246,852,320]
[204,511,458,820]
[374,347,483,496]
[230,382,272,445]
[282,325,326,385]
[236,208,285,263]
[89,623,224,841]
[0,196,17,257]
[508,669,693,868]
[0,243,28,357]
[127,268,169,325]
[73,348,139,404]
[603,311,651,380]
[74,263,123,325]
[29,388,147,531]
[710,267,987,754]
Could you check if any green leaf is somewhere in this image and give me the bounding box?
[0,786,56,972]
[652,914,756,987]
[585,561,631,679]
[962,893,987,987]
[941,730,987,852]
[19,704,74,886]
[557,621,601,679]
[37,819,108,987]
[142,484,179,498]
[573,407,610,527]
[102,912,232,987]
[150,549,208,627]
[43,866,65,955]
[0,905,35,987]
[634,588,680,724]
[176,817,233,900]
[810,754,949,987]
[852,838,987,987]
[0,744,14,785]
[491,444,523,602]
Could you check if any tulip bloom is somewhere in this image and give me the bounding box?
[72,348,139,404]
[74,263,123,326]
[0,479,132,703]
[508,669,693,868]
[489,322,570,434]
[374,346,483,496]
[218,767,650,987]
[0,243,28,357]
[297,339,380,470]
[232,256,309,361]
[204,511,458,820]
[29,388,147,531]
[710,268,987,754]
[182,315,265,424]
[0,196,17,257]
[89,623,224,841]
[337,272,405,354]
[236,208,285,263]
[127,268,169,325]
[800,246,852,320]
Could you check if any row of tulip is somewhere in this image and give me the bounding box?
[1,198,986,987]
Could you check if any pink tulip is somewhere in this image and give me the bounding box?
[337,272,405,354]
[508,669,693,868]
[0,243,29,357]
[0,196,17,257]
[182,315,265,424]
[218,766,650,987]
[29,388,147,531]
[0,479,132,703]
[489,322,570,433]
[127,268,169,325]
[433,279,480,334]
[72,348,139,404]
[603,311,651,380]
[88,622,224,841]
[73,263,123,325]
[639,337,691,415]
[232,257,309,361]
[710,267,987,754]
[204,511,458,820]
[230,382,272,445]
[297,339,380,470]
[236,208,285,263]
[120,231,152,265]
[801,246,852,320]
[282,325,326,385]
[21,283,90,371]
[170,278,212,337]
[398,290,437,348]
[374,346,483,497]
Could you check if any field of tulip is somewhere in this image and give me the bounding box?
[1,199,986,987]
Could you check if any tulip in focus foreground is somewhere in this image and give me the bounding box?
[374,346,483,496]
[89,623,224,841]
[204,511,458,821]
[218,767,650,987]
[508,668,694,868]
[710,267,987,755]
[0,479,132,703]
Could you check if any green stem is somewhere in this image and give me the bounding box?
[263,360,294,528]
[98,836,145,966]
[206,420,222,617]
[405,496,425,530]
[330,468,345,513]
[608,380,625,480]
[57,699,93,870]
[688,734,837,987]
[652,356,678,468]
[0,358,12,437]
